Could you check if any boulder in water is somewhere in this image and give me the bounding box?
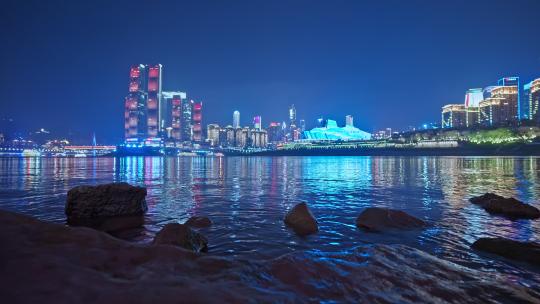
[469,193,540,219]
[284,203,318,236]
[153,223,208,252]
[472,237,540,266]
[65,182,148,231]
[185,216,212,228]
[356,207,425,232]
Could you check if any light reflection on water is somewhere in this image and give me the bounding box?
[1,156,539,283]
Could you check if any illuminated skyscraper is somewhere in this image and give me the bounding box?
[253,115,262,130]
[146,64,162,137]
[192,101,203,142]
[266,122,281,143]
[124,64,148,140]
[233,110,240,129]
[162,91,187,136]
[181,99,193,141]
[289,104,297,127]
[171,95,182,140]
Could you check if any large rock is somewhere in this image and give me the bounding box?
[469,193,540,219]
[356,207,425,232]
[284,202,318,236]
[185,216,212,228]
[153,223,208,252]
[472,237,540,266]
[65,182,148,231]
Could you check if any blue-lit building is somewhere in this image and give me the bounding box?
[303,118,371,141]
[524,78,540,122]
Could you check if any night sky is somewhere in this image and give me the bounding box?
[1,0,540,144]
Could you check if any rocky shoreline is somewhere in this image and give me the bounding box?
[1,209,539,303]
[1,183,540,303]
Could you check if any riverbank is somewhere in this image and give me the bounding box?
[0,209,538,303]
[229,143,540,156]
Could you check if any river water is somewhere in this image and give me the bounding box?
[1,156,539,301]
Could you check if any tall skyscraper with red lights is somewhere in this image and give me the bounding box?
[146,64,162,137]
[124,64,147,140]
[192,101,203,142]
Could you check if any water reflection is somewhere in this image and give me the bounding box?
[0,156,539,283]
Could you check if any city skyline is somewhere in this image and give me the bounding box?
[1,0,540,144]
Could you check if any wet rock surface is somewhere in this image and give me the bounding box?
[356,207,425,232]
[1,209,538,304]
[185,216,212,228]
[65,183,148,231]
[284,203,318,236]
[153,223,208,252]
[472,237,540,266]
[469,193,540,219]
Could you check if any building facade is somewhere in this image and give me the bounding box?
[124,64,148,140]
[524,78,540,122]
[233,111,240,129]
[207,124,220,146]
[253,115,262,130]
[171,95,182,140]
[181,100,193,142]
[441,104,467,128]
[192,101,203,143]
[497,77,521,120]
[146,64,162,137]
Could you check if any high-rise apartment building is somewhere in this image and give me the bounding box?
[490,85,519,124]
[497,77,521,120]
[253,115,262,130]
[289,104,297,128]
[162,91,187,135]
[192,101,203,143]
[146,64,162,137]
[124,64,148,140]
[171,95,182,140]
[181,100,193,142]
[266,122,281,143]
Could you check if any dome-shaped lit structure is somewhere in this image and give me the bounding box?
[303,119,371,141]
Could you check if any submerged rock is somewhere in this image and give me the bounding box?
[185,216,212,228]
[284,203,318,236]
[469,193,504,204]
[153,223,208,252]
[469,193,540,219]
[65,182,148,231]
[0,209,537,303]
[472,237,540,266]
[356,207,425,232]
